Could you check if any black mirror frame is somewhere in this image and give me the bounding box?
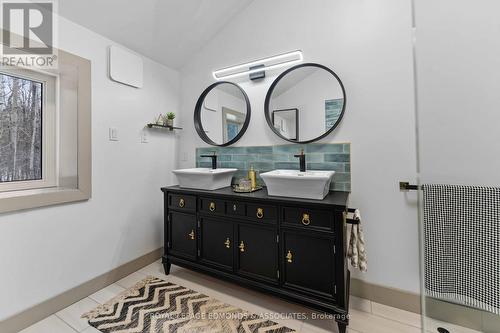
[194,81,251,147]
[264,63,347,144]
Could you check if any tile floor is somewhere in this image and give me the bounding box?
[19,260,481,333]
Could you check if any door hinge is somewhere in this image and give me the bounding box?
[197,250,201,256]
[333,245,336,255]
[167,214,171,222]
[197,219,201,228]
[167,241,171,248]
[334,284,337,294]
[277,270,280,279]
[276,235,279,243]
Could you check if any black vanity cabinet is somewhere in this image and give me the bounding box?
[161,186,350,333]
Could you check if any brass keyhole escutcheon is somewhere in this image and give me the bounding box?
[179,198,185,208]
[224,238,231,249]
[286,250,293,263]
[239,241,245,252]
[256,208,264,219]
[209,202,216,212]
[302,213,311,226]
[188,230,195,240]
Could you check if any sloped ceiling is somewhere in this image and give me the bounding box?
[58,0,254,69]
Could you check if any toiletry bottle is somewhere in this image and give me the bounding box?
[248,165,257,190]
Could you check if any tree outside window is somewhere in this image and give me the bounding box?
[0,73,43,183]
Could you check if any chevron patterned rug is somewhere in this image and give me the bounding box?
[82,276,297,333]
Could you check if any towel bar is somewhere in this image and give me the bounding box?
[399,181,419,191]
[346,208,360,225]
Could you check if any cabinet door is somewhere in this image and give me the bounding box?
[199,217,233,271]
[236,224,278,283]
[282,230,336,300]
[169,211,197,260]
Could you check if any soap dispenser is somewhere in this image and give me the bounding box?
[248,165,257,190]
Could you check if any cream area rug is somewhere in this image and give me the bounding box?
[82,276,297,333]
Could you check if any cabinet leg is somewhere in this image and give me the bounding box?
[163,262,171,275]
[336,321,347,333]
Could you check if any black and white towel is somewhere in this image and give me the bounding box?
[423,184,500,315]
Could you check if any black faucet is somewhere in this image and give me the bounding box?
[294,149,306,172]
[200,153,218,169]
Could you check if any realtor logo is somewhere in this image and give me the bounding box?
[1,0,57,68]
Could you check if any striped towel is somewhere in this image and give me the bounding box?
[423,184,500,315]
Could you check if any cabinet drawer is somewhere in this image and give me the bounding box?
[199,197,225,215]
[246,203,277,223]
[168,193,196,212]
[226,201,246,216]
[282,206,334,231]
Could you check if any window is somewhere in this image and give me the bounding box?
[222,107,245,142]
[0,49,91,213]
[0,69,57,192]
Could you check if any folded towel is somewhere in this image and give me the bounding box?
[348,209,367,272]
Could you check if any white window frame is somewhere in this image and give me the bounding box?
[0,68,58,192]
[0,49,91,214]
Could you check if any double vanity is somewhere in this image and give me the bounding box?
[163,62,352,332]
[163,166,350,332]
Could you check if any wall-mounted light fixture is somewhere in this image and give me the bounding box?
[212,50,303,81]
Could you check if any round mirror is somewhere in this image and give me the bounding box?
[265,63,346,143]
[194,81,251,146]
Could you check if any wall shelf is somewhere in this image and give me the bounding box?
[146,123,183,131]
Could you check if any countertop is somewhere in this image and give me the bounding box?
[161,185,349,208]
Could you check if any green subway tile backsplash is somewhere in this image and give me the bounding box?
[307,162,345,172]
[258,154,290,162]
[305,144,343,153]
[324,153,350,162]
[232,154,257,162]
[247,146,273,154]
[219,161,246,169]
[196,143,351,192]
[273,144,306,153]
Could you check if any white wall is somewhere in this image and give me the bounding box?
[0,18,180,320]
[415,0,500,186]
[178,0,420,292]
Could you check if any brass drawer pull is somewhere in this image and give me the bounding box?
[224,238,231,249]
[179,198,185,208]
[209,202,216,212]
[188,230,195,240]
[286,250,293,263]
[239,241,245,252]
[302,213,311,226]
[256,208,264,219]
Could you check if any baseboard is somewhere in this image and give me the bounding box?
[0,248,163,333]
[10,251,487,333]
[350,279,499,332]
[350,278,421,314]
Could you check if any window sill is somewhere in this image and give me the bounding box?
[0,187,90,214]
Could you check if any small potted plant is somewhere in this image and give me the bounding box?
[165,112,175,127]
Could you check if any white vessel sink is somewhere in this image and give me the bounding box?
[173,168,237,190]
[260,169,335,200]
